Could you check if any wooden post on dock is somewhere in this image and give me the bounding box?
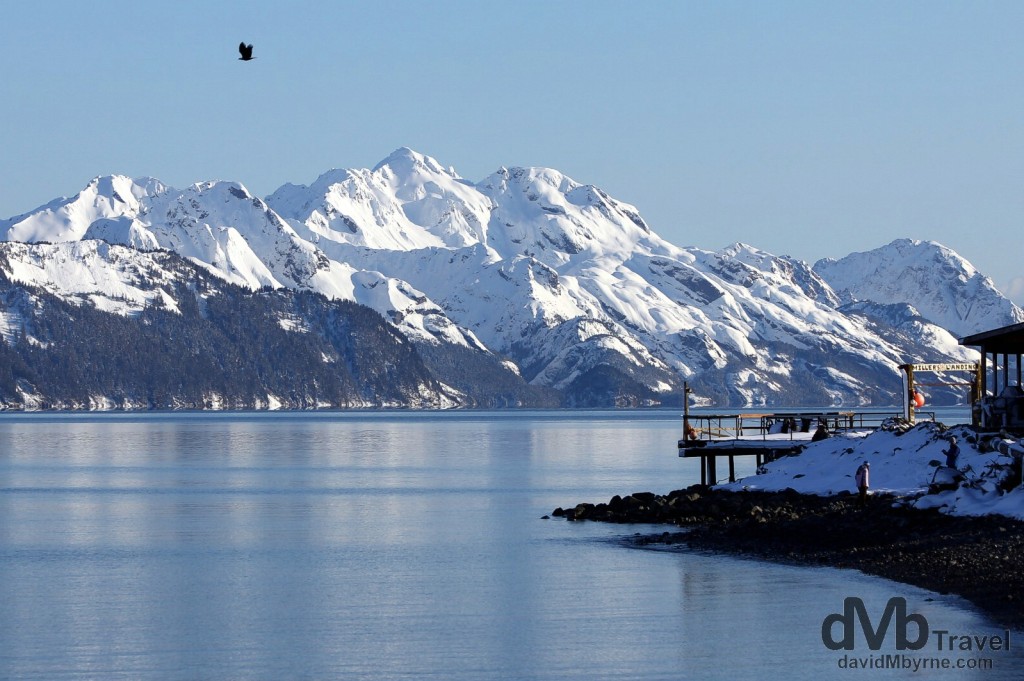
[909,364,917,421]
[683,382,692,441]
[972,363,983,428]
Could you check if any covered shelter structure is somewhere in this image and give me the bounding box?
[960,321,1024,431]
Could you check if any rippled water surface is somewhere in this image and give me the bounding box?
[0,410,1017,679]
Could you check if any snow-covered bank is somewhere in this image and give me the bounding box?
[720,421,1024,520]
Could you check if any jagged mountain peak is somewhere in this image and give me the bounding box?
[266,148,494,252]
[702,243,840,306]
[0,174,168,244]
[86,175,169,203]
[477,166,664,265]
[814,239,1022,336]
[718,242,776,265]
[816,238,977,277]
[489,165,579,191]
[372,147,459,180]
[187,179,253,197]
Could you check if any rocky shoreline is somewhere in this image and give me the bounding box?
[552,487,1024,628]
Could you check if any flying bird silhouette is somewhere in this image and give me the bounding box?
[238,42,254,61]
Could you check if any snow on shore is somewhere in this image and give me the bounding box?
[720,421,1024,520]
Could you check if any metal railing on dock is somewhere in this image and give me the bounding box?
[681,410,926,445]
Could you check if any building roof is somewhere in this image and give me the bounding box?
[960,322,1024,354]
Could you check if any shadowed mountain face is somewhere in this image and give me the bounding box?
[0,149,1019,409]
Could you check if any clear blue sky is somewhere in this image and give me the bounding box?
[2,1,1022,301]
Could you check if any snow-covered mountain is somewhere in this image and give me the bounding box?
[1,148,1019,409]
[0,241,479,410]
[815,239,1023,337]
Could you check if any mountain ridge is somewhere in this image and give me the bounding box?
[1,149,1019,409]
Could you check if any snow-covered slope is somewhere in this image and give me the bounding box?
[268,148,495,252]
[2,150,1020,407]
[0,240,184,316]
[0,175,325,290]
[0,241,464,410]
[814,239,1023,337]
[0,171,478,349]
[722,421,1024,520]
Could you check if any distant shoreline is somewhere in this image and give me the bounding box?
[554,487,1024,628]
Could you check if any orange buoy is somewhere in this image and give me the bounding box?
[913,392,926,408]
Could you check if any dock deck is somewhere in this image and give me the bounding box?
[678,411,907,485]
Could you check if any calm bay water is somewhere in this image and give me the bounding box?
[0,410,1017,680]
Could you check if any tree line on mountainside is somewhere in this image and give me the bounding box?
[0,256,595,410]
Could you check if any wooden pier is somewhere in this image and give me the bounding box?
[678,411,903,485]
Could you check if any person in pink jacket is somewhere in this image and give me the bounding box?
[855,462,870,507]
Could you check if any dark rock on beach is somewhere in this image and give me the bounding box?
[555,486,1024,628]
